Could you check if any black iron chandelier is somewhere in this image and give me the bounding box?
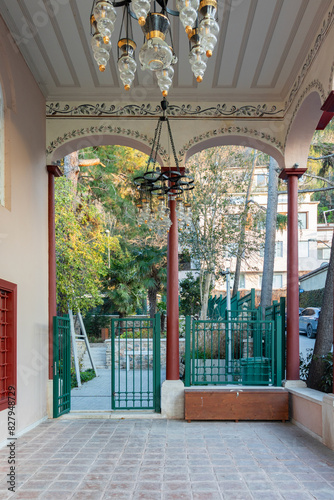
[90,0,220,96]
[133,99,194,233]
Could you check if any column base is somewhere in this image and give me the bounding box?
[47,379,53,418]
[322,394,334,450]
[283,379,307,388]
[161,380,184,419]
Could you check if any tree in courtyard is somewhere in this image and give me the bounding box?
[77,145,168,316]
[307,231,334,390]
[179,273,201,317]
[180,146,265,319]
[135,245,167,318]
[259,157,280,311]
[103,242,146,317]
[55,176,117,314]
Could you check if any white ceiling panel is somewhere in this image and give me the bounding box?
[0,0,332,103]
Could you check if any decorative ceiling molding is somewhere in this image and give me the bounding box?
[328,59,334,92]
[285,4,334,113]
[179,126,284,159]
[46,102,285,118]
[46,125,168,160]
[284,79,326,148]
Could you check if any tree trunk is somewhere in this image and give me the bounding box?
[307,231,334,390]
[233,150,257,296]
[64,151,80,192]
[260,157,279,314]
[200,271,212,319]
[148,287,158,319]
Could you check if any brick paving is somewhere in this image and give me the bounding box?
[1,418,334,499]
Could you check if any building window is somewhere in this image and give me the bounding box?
[298,241,309,258]
[278,194,288,203]
[260,241,283,258]
[258,273,283,289]
[273,274,283,289]
[318,247,331,260]
[255,174,267,187]
[230,274,245,289]
[275,241,283,258]
[0,279,17,411]
[298,212,308,229]
[0,83,4,206]
[239,274,245,289]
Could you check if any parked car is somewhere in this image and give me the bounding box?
[285,308,303,330]
[299,307,321,338]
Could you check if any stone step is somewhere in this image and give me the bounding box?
[82,344,107,370]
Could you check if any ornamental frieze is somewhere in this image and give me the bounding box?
[46,102,284,119]
[179,126,283,158]
[46,125,168,161]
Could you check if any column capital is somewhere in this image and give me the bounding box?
[279,167,307,180]
[47,165,63,177]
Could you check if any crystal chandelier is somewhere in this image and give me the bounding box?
[133,99,194,233]
[90,0,220,95]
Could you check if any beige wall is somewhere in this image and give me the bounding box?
[0,17,47,442]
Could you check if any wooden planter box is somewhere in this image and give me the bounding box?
[185,388,289,422]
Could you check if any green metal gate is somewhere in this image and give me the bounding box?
[184,311,283,387]
[111,314,161,411]
[53,316,71,418]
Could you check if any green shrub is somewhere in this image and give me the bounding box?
[71,368,96,388]
[83,314,110,340]
[300,349,333,393]
[299,289,324,308]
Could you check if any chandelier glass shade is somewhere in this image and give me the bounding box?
[133,99,194,234]
[90,0,220,95]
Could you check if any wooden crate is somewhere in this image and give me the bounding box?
[185,388,289,422]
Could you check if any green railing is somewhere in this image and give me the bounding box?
[53,316,71,418]
[184,310,283,387]
[111,314,161,411]
[208,289,256,320]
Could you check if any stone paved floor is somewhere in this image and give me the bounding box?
[1,418,334,499]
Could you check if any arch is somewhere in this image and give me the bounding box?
[285,91,323,169]
[48,128,166,166]
[181,130,285,168]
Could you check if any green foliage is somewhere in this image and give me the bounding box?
[299,288,324,308]
[78,146,167,317]
[83,313,110,340]
[55,177,116,314]
[300,348,313,381]
[276,213,288,231]
[103,242,146,317]
[71,368,96,389]
[306,124,334,222]
[119,328,152,339]
[179,273,201,316]
[319,352,333,393]
[300,349,333,393]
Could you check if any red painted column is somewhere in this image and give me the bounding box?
[279,167,307,380]
[47,165,62,380]
[166,196,180,380]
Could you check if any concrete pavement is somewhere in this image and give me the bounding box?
[1,418,334,499]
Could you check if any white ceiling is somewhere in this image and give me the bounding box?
[0,0,332,103]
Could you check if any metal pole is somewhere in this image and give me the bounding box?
[166,195,180,380]
[47,165,62,380]
[279,167,306,381]
[226,269,232,380]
